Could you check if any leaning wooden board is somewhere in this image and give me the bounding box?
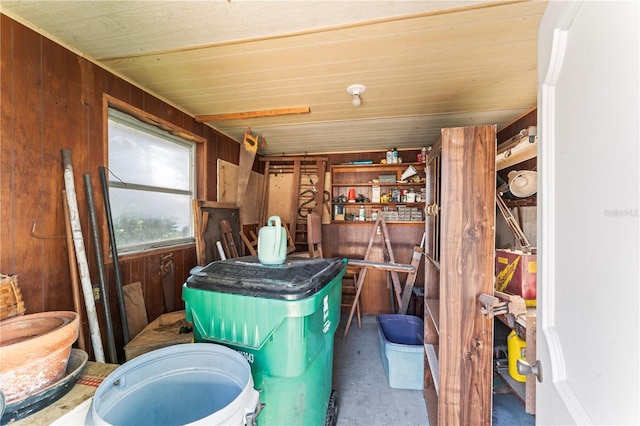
[12,362,118,425]
[124,310,193,361]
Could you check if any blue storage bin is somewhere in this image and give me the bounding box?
[376,314,424,390]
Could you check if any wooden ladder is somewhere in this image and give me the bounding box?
[259,156,328,249]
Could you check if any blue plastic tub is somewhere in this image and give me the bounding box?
[376,314,424,390]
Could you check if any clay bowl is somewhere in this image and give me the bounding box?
[0,311,79,403]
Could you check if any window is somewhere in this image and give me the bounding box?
[108,108,195,253]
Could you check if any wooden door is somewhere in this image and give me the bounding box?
[423,126,496,425]
[536,1,639,423]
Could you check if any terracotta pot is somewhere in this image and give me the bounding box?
[0,311,79,402]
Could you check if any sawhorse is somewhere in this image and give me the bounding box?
[342,217,423,339]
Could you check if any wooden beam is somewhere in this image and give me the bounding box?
[195,106,310,122]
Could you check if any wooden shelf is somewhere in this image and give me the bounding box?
[331,162,426,223]
[333,202,424,207]
[424,344,440,395]
[330,220,424,225]
[331,161,425,173]
[425,299,440,335]
[332,181,424,188]
[495,365,526,404]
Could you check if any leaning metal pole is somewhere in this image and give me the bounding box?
[99,166,130,344]
[84,173,118,363]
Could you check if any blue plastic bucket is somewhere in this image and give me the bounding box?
[86,343,261,425]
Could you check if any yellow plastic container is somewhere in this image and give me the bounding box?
[507,330,527,383]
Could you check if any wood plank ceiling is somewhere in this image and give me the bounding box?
[1,0,548,155]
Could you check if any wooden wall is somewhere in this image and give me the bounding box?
[0,15,256,362]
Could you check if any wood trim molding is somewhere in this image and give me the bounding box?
[104,94,206,144]
[196,106,310,122]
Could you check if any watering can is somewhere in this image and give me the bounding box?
[257,216,287,265]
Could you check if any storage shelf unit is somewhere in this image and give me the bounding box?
[423,126,496,425]
[331,162,426,223]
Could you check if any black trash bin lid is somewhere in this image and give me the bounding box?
[186,256,345,300]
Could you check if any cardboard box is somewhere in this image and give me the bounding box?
[495,249,537,306]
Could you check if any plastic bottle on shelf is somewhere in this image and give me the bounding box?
[392,147,398,164]
[406,188,416,203]
[359,205,366,221]
[421,146,428,163]
[386,148,393,164]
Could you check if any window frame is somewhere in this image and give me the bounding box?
[103,95,206,258]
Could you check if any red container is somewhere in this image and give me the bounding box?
[495,249,537,306]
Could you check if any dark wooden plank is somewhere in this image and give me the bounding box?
[82,60,109,279]
[217,132,240,165]
[42,37,87,312]
[142,93,162,119]
[126,258,145,292]
[438,126,495,425]
[143,254,163,321]
[0,15,16,270]
[162,103,185,130]
[173,247,191,311]
[105,73,131,105]
[9,20,45,311]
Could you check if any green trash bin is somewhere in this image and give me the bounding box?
[183,256,345,426]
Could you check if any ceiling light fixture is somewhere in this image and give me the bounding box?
[346,84,366,107]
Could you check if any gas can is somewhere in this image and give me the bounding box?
[507,330,526,382]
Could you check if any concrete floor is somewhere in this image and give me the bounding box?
[332,314,535,426]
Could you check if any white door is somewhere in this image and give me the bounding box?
[536,1,639,424]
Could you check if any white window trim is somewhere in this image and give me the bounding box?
[107,107,196,254]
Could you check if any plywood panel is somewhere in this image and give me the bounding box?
[243,171,263,225]
[322,171,331,224]
[217,159,237,203]
[217,159,263,226]
[266,173,295,224]
[123,281,148,339]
